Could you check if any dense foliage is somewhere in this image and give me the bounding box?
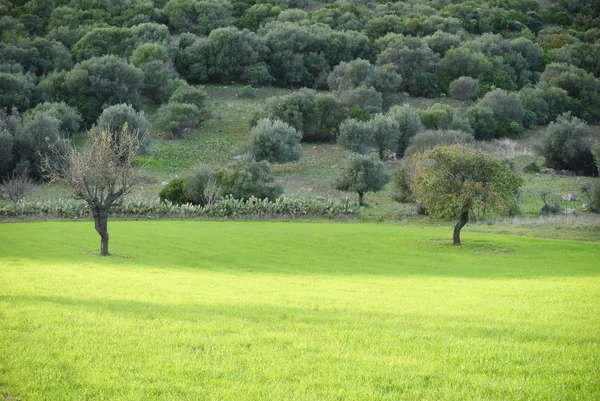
[1,0,600,179]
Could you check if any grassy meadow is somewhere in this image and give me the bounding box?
[1,221,599,400]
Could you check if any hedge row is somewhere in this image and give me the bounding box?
[0,196,358,219]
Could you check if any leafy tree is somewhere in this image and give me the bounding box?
[448,77,479,101]
[387,104,425,158]
[153,102,202,138]
[479,89,525,122]
[334,153,389,206]
[518,83,569,127]
[25,102,82,138]
[327,58,401,94]
[241,62,275,86]
[540,113,597,176]
[50,128,147,255]
[464,105,498,141]
[377,39,440,97]
[207,27,269,82]
[72,27,133,61]
[0,71,35,111]
[337,85,382,115]
[258,89,344,142]
[164,0,234,35]
[424,30,463,57]
[368,114,399,160]
[390,165,412,203]
[540,63,600,122]
[63,56,144,125]
[410,145,522,246]
[337,119,372,155]
[247,118,302,163]
[438,47,493,90]
[130,23,170,47]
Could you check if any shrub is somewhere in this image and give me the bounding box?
[248,118,302,164]
[159,178,187,205]
[168,85,209,112]
[238,85,256,99]
[390,166,413,203]
[95,104,151,153]
[465,105,498,140]
[405,130,474,157]
[539,190,562,216]
[338,119,373,155]
[220,160,283,200]
[523,161,541,174]
[449,77,479,101]
[334,153,389,206]
[585,182,600,213]
[185,166,220,206]
[154,102,202,138]
[540,113,597,176]
[419,103,456,130]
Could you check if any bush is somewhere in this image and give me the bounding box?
[478,89,525,124]
[523,161,541,174]
[419,103,456,130]
[238,85,256,99]
[405,130,474,157]
[247,118,302,164]
[95,104,151,153]
[593,140,600,172]
[540,113,597,176]
[168,85,209,112]
[465,106,498,140]
[159,178,187,205]
[220,160,283,200]
[390,166,413,203]
[1,172,33,203]
[338,119,373,155]
[154,102,202,138]
[185,166,220,206]
[334,153,389,206]
[449,77,479,101]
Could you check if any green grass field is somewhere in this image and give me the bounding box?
[1,221,599,400]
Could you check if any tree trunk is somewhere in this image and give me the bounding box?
[93,211,109,256]
[378,148,385,161]
[453,210,469,246]
[358,192,365,206]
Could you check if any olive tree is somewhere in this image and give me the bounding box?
[334,153,389,206]
[368,114,400,160]
[410,144,522,246]
[247,118,302,163]
[53,128,147,255]
[338,119,373,155]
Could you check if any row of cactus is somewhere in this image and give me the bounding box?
[0,196,358,219]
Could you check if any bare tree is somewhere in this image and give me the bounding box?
[49,125,146,255]
[1,172,34,203]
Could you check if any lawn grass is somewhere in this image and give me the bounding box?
[1,221,599,400]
